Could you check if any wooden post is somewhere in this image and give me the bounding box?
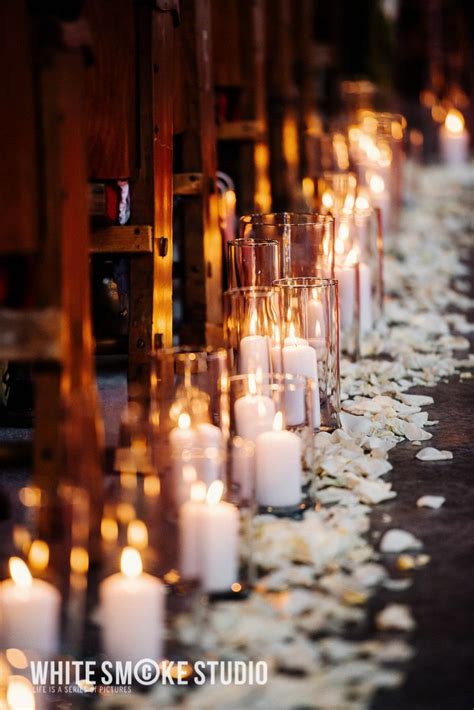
[266,0,302,211]
[129,2,176,386]
[212,0,271,215]
[3,4,102,514]
[176,0,222,346]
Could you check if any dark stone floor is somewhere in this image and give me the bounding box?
[371,375,474,710]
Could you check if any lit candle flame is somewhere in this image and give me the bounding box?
[248,373,257,396]
[28,540,49,572]
[9,557,32,589]
[288,322,298,345]
[182,463,197,483]
[355,194,370,211]
[273,411,284,432]
[335,238,345,255]
[345,247,359,267]
[206,480,224,505]
[321,191,333,209]
[445,109,464,134]
[178,412,191,430]
[7,676,35,710]
[101,516,119,543]
[338,221,350,241]
[190,480,207,503]
[120,546,142,578]
[369,174,385,194]
[343,194,355,213]
[127,520,149,550]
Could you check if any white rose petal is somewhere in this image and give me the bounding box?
[416,495,445,509]
[380,529,423,553]
[416,447,453,461]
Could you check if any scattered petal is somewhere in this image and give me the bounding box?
[376,604,416,631]
[416,447,453,461]
[380,529,423,553]
[416,495,445,509]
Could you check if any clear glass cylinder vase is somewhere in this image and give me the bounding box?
[239,212,335,279]
[227,238,280,289]
[273,277,341,432]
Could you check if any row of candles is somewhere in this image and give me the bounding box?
[1,109,470,692]
[0,131,383,680]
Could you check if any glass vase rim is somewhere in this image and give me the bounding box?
[224,286,275,296]
[152,345,228,359]
[272,277,338,289]
[240,212,334,227]
[228,237,280,247]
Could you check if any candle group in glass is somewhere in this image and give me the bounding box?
[230,373,317,512]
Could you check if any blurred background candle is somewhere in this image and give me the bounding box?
[170,412,196,456]
[0,557,60,655]
[439,109,469,165]
[255,412,302,508]
[100,547,165,665]
[358,261,373,334]
[369,174,390,233]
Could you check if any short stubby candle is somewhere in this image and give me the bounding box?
[234,375,275,441]
[100,547,165,666]
[255,412,302,508]
[440,109,469,165]
[0,557,60,656]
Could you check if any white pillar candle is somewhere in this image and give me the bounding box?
[100,547,165,666]
[200,481,240,593]
[196,422,222,485]
[358,262,373,335]
[439,110,469,165]
[231,439,255,502]
[335,261,356,332]
[255,412,302,508]
[234,375,275,442]
[179,481,207,580]
[196,422,222,447]
[170,412,197,504]
[170,412,196,454]
[239,334,269,374]
[336,257,373,338]
[282,336,320,428]
[0,557,60,656]
[271,343,282,373]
